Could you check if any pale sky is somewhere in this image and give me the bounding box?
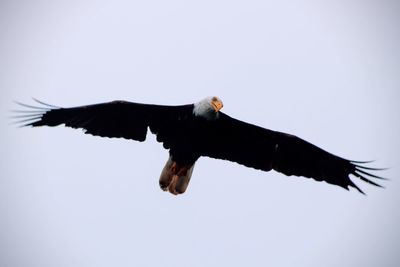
[1,1,400,267]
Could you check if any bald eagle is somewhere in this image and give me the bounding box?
[15,97,384,195]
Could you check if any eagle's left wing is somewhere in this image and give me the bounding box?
[14,99,194,142]
[196,112,385,194]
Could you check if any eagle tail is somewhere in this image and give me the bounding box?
[159,156,195,195]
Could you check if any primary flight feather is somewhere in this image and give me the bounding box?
[15,96,384,195]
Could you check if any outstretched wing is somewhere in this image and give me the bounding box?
[197,112,385,194]
[14,99,194,142]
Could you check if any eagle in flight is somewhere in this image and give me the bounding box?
[15,96,384,195]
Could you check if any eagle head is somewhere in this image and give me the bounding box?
[193,96,224,119]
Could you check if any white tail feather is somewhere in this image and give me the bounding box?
[159,156,195,195]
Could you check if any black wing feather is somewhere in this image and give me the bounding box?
[198,112,383,193]
[15,100,194,142]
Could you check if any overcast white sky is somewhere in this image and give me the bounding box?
[1,1,400,266]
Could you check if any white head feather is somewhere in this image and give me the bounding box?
[193,96,224,120]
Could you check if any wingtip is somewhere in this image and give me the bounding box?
[346,180,365,195]
[13,100,50,110]
[11,100,51,127]
[32,98,60,108]
[355,168,388,180]
[354,164,389,172]
[350,160,376,164]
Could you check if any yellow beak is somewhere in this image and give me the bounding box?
[212,100,223,112]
